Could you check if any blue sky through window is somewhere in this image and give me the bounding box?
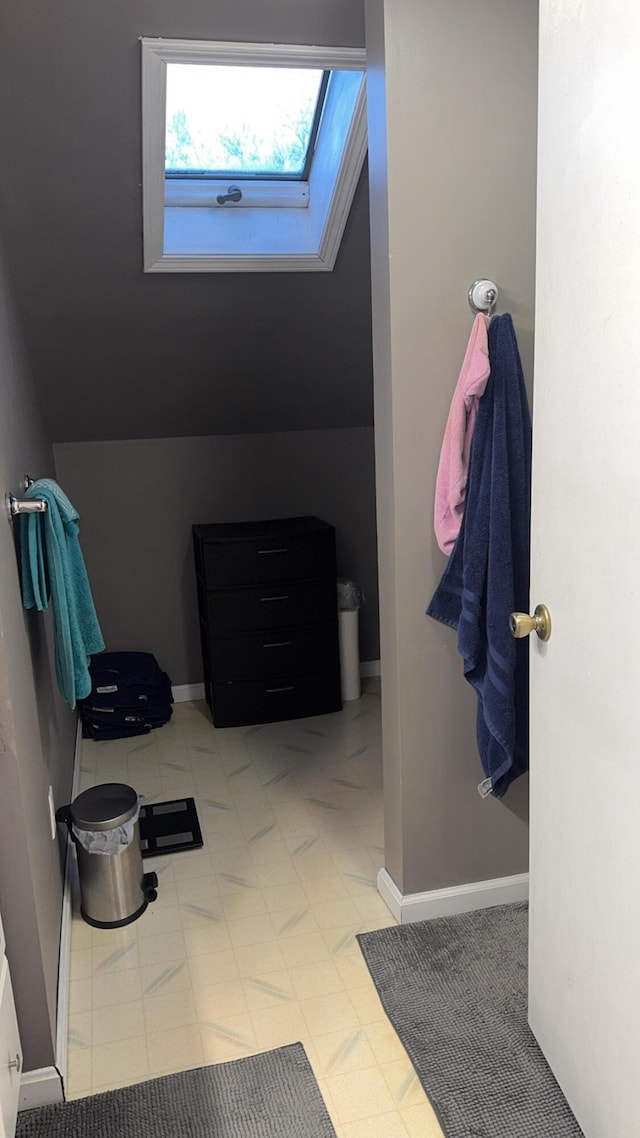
[165,64,325,177]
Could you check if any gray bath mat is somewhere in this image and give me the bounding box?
[16,1043,336,1138]
[357,903,583,1138]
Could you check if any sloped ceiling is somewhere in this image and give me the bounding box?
[0,0,372,443]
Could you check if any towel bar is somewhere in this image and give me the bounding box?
[6,493,48,517]
[6,474,48,517]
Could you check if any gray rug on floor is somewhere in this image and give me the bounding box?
[357,903,584,1138]
[16,1043,336,1138]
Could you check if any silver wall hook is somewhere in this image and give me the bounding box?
[468,279,499,315]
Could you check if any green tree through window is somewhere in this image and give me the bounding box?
[165,64,324,177]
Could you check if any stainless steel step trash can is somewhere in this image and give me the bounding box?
[57,783,157,928]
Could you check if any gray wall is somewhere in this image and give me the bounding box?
[0,0,372,445]
[54,428,380,685]
[0,0,378,715]
[0,226,76,1071]
[366,0,536,894]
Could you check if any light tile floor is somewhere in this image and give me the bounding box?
[67,679,444,1138]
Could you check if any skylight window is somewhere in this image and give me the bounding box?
[141,40,368,272]
[165,65,329,180]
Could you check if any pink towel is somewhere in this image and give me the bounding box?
[434,313,491,555]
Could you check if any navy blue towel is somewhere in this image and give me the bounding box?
[427,314,532,797]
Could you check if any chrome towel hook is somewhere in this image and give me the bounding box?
[468,279,499,316]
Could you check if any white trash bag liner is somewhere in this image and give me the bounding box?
[73,796,144,856]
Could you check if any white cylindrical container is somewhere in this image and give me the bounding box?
[339,609,361,701]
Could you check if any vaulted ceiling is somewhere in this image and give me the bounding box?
[0,0,372,443]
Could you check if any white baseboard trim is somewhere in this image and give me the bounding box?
[377,867,529,925]
[360,659,381,678]
[50,714,82,1102]
[54,863,73,1093]
[172,682,205,703]
[19,1066,64,1110]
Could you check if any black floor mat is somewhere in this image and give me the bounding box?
[139,797,203,858]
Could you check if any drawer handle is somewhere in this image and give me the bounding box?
[8,1053,21,1073]
[266,685,295,694]
[260,595,289,603]
[257,547,288,555]
[262,641,293,649]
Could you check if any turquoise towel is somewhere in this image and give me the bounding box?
[20,479,105,708]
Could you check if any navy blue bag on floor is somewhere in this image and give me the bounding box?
[80,651,173,739]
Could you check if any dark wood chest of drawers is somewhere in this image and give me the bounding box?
[193,516,342,727]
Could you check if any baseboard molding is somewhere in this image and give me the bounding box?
[377,867,529,925]
[172,682,205,703]
[173,668,379,704]
[19,1066,64,1110]
[54,863,73,1094]
[51,714,82,1102]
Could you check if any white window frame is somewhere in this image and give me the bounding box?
[141,39,367,273]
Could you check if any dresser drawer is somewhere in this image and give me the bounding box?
[205,580,337,634]
[209,669,342,727]
[208,623,339,681]
[199,530,335,588]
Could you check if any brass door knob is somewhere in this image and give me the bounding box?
[509,604,551,641]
